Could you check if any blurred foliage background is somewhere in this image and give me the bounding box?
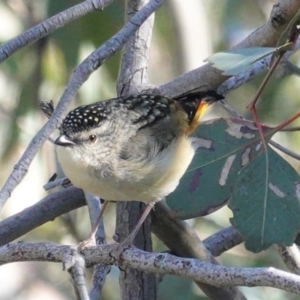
[0,0,300,299]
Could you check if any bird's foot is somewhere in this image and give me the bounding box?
[109,239,134,262]
[77,236,96,253]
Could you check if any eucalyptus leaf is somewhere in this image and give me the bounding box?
[229,147,300,253]
[206,47,277,75]
[167,118,273,219]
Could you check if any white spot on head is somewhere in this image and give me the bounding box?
[147,115,156,123]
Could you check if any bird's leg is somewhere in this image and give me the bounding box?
[111,202,155,260]
[78,200,109,251]
[123,202,155,245]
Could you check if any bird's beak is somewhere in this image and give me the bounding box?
[55,135,75,147]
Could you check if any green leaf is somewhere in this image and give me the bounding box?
[167,118,273,219]
[228,147,300,253]
[206,47,277,76]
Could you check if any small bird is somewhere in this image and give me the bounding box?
[55,91,223,248]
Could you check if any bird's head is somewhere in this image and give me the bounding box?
[55,100,120,160]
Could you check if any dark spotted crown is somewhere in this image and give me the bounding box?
[61,100,116,135]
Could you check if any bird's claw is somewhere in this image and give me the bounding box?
[109,240,133,262]
[77,236,96,253]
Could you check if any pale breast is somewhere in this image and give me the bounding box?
[130,135,195,202]
[56,135,195,203]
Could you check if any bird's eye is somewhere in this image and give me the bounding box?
[88,134,97,143]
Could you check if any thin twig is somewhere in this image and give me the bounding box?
[89,264,111,300]
[68,253,90,300]
[218,100,300,162]
[275,244,300,275]
[203,226,244,257]
[280,126,300,132]
[0,0,113,63]
[269,140,300,160]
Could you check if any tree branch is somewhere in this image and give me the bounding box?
[203,226,244,257]
[0,187,85,247]
[275,244,300,275]
[68,252,90,300]
[1,242,300,295]
[0,0,113,63]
